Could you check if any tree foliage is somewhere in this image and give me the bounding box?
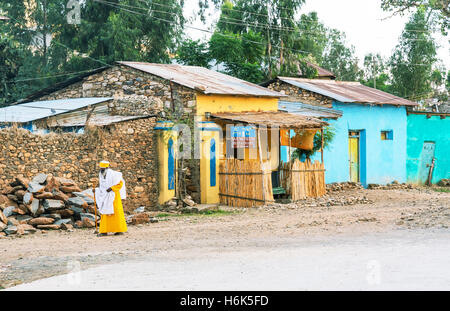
[322,29,361,81]
[390,8,439,100]
[175,38,212,68]
[0,0,185,103]
[381,0,449,33]
[291,126,336,161]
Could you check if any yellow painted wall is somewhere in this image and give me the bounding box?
[199,127,220,204]
[196,94,278,115]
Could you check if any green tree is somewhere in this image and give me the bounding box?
[381,0,449,33]
[291,126,336,161]
[209,29,265,83]
[322,29,362,81]
[390,8,439,100]
[175,38,211,68]
[0,28,28,106]
[0,0,186,102]
[294,12,328,65]
[360,53,393,93]
[208,0,305,78]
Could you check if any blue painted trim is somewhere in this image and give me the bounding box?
[359,130,367,187]
[210,138,216,187]
[200,128,221,131]
[154,127,173,131]
[168,139,175,190]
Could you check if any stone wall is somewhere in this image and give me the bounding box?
[32,64,201,205]
[267,79,333,107]
[0,118,158,212]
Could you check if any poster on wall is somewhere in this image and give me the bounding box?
[231,126,256,148]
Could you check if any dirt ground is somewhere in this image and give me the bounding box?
[1,187,449,289]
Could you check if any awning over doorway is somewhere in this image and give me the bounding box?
[210,111,328,129]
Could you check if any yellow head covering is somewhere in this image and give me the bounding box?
[99,161,110,168]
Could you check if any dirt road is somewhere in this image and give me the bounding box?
[1,187,449,289]
[7,229,450,291]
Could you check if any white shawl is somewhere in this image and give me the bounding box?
[95,169,126,215]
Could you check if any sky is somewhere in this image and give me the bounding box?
[184,0,449,68]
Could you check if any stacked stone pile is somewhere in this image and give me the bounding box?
[367,181,414,190]
[0,173,99,237]
[437,179,450,187]
[266,193,373,210]
[326,182,364,192]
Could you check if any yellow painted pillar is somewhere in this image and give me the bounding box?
[156,121,177,204]
[199,122,221,204]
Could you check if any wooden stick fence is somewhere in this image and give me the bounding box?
[219,159,274,207]
[281,159,326,201]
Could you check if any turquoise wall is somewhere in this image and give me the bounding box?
[406,114,450,184]
[282,102,408,186]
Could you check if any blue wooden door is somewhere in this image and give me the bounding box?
[168,138,175,190]
[210,138,216,187]
[418,142,435,184]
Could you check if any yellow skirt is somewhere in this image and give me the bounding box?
[99,193,128,233]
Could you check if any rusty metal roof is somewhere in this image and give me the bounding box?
[211,111,328,129]
[278,77,417,106]
[279,100,343,119]
[298,62,336,79]
[117,61,283,98]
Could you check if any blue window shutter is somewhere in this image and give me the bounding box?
[168,139,175,190]
[210,138,216,187]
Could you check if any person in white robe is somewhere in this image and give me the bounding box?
[95,161,128,236]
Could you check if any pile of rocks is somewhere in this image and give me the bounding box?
[159,195,197,212]
[326,182,364,192]
[367,181,414,190]
[126,207,159,225]
[437,179,450,187]
[267,193,374,209]
[396,205,450,229]
[0,173,99,237]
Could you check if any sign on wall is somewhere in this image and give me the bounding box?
[231,126,256,148]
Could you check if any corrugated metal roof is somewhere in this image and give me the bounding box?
[298,62,336,79]
[0,98,113,123]
[117,61,283,97]
[278,77,417,106]
[51,115,153,127]
[211,111,328,129]
[279,101,343,119]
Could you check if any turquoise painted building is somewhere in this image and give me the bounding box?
[265,77,417,187]
[406,111,450,184]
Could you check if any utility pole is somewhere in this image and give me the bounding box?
[266,3,272,77]
[372,55,376,89]
[43,0,48,67]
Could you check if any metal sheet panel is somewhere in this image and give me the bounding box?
[278,77,417,106]
[0,98,113,123]
[278,100,343,119]
[117,62,283,97]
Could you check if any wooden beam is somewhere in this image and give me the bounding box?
[321,128,324,163]
[257,128,266,203]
